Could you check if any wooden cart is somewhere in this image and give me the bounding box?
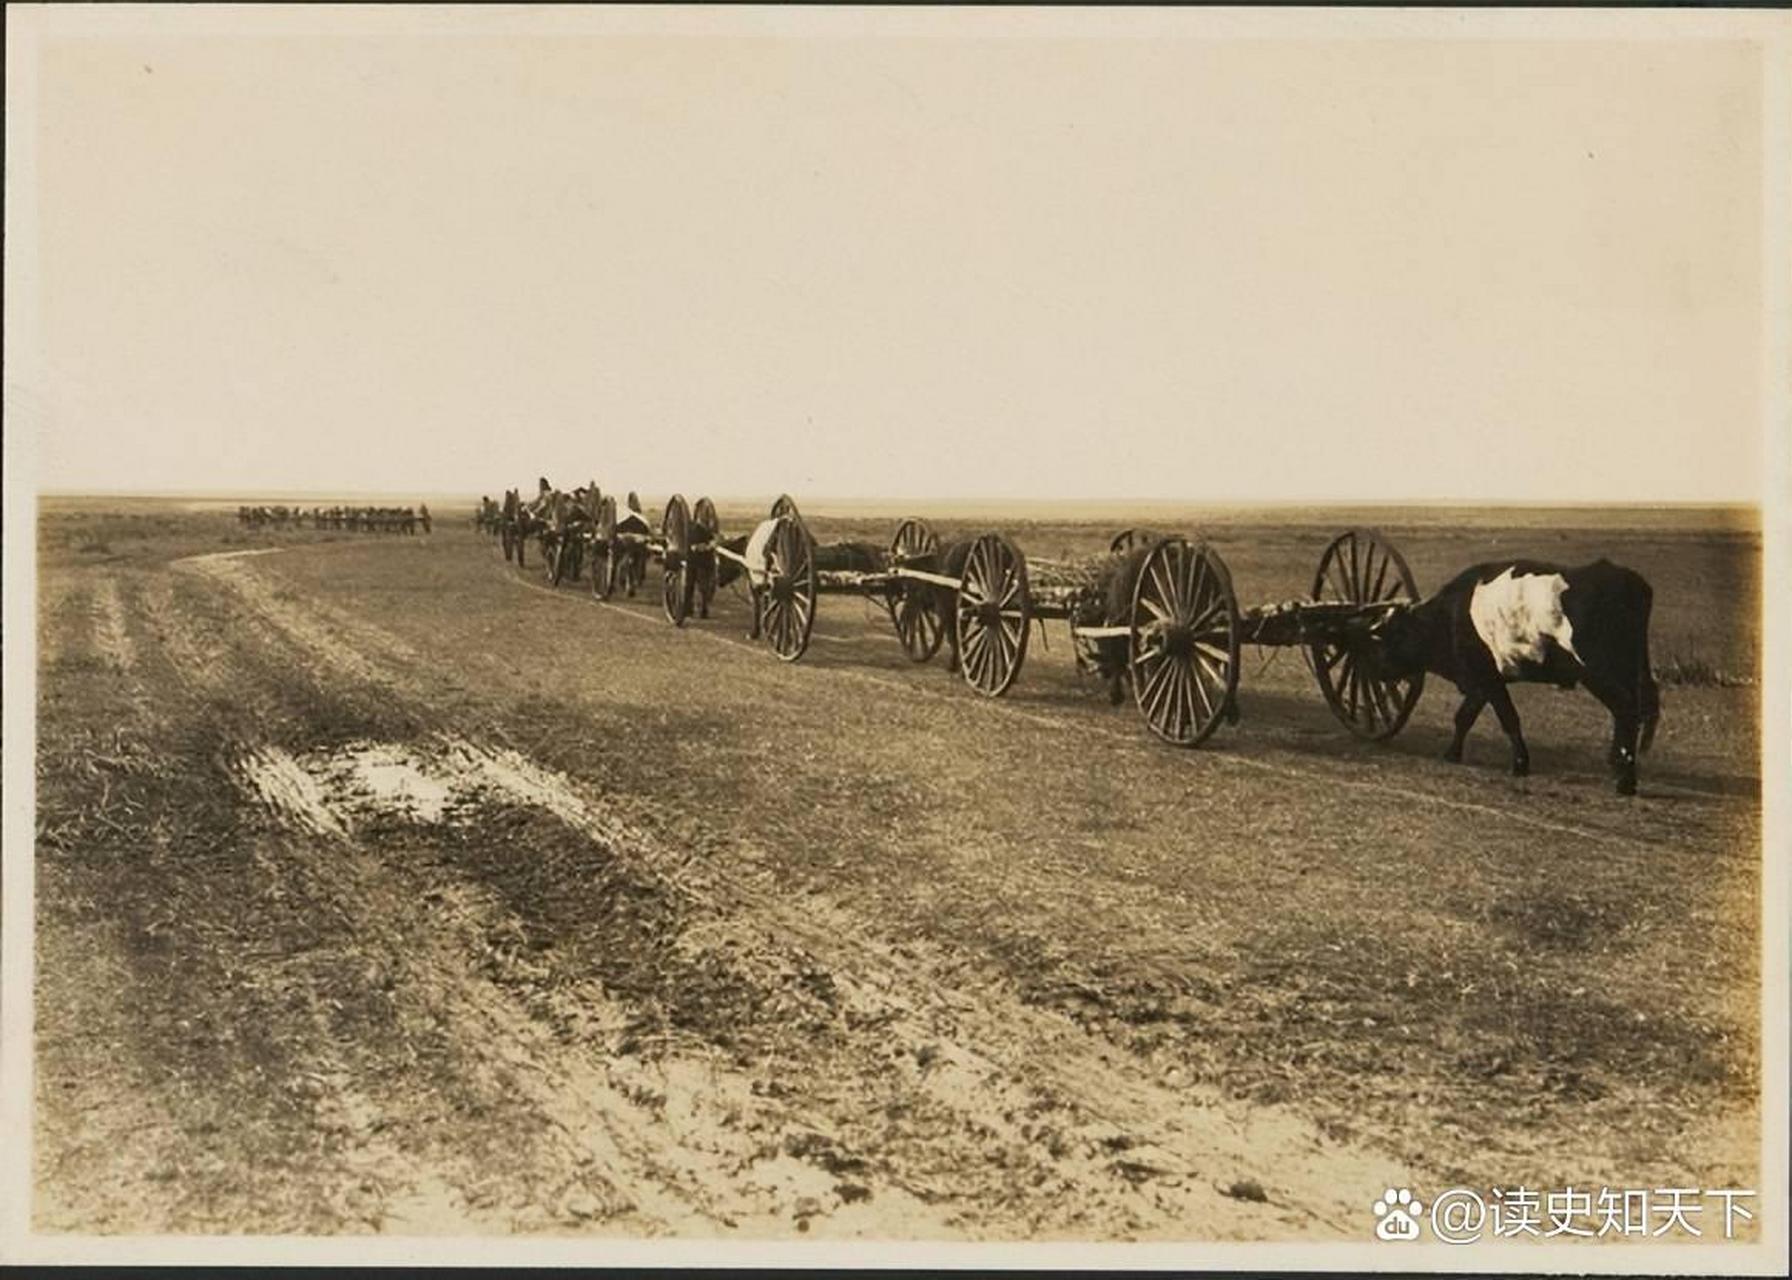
[703,497,1426,747]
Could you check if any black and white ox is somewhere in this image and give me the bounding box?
[711,521,884,638]
[1358,559,1661,795]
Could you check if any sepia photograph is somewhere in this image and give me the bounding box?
[4,4,1787,1272]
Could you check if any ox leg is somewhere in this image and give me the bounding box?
[1486,685,1530,777]
[1445,691,1487,763]
[1093,639,1124,704]
[1580,671,1641,796]
[748,588,763,640]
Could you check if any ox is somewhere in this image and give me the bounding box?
[715,521,780,638]
[1359,558,1660,795]
[714,525,887,636]
[681,506,722,620]
[610,493,653,596]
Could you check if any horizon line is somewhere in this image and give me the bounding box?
[34,488,1762,511]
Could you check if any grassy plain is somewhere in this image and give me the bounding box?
[31,497,1762,1240]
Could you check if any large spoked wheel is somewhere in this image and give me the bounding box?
[888,517,945,663]
[591,495,617,600]
[955,533,1030,697]
[661,494,691,626]
[1309,528,1425,740]
[761,513,817,662]
[1129,538,1240,747]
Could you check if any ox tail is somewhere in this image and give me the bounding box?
[1637,578,1661,754]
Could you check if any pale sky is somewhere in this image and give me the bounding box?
[8,8,1774,502]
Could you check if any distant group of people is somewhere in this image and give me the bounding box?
[238,503,432,534]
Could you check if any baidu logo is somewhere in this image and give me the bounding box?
[1371,1187,1425,1241]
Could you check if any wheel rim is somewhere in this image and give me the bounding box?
[889,517,944,662]
[1308,528,1424,740]
[1130,538,1239,746]
[955,533,1030,697]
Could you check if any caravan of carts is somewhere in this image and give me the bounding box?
[481,485,1427,750]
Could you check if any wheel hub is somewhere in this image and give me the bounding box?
[1158,623,1195,659]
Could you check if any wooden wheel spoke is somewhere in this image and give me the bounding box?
[1157,661,1182,738]
[1190,642,1230,683]
[1154,659,1180,738]
[1370,680,1396,728]
[1137,651,1176,713]
[971,633,999,690]
[1181,550,1206,622]
[1148,556,1180,617]
[1186,595,1226,636]
[1139,594,1174,626]
[1187,654,1216,723]
[991,618,1016,667]
[962,618,991,666]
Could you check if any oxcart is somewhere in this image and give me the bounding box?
[697,496,1426,747]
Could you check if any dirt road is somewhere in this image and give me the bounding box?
[33,507,1762,1239]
